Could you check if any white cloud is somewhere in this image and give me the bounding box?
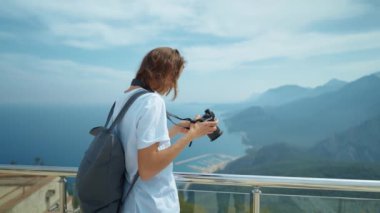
[187,0,368,37]
[329,58,380,80]
[1,0,379,103]
[0,54,133,105]
[50,22,162,49]
[1,0,141,21]
[0,0,370,48]
[0,0,171,48]
[184,31,380,72]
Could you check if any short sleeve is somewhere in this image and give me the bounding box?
[136,94,170,149]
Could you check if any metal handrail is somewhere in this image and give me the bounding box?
[1,164,380,193]
[2,164,380,213]
[0,164,77,177]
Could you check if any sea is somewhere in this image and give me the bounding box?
[0,102,247,172]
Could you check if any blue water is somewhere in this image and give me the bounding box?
[0,103,246,172]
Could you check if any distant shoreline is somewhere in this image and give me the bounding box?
[175,153,241,173]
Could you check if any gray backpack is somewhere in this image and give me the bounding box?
[76,90,148,213]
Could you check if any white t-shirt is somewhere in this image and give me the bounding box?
[110,88,179,213]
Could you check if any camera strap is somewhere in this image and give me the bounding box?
[166,111,203,124]
[130,78,154,92]
[166,111,198,147]
[167,112,193,124]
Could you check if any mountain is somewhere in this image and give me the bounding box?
[312,78,347,95]
[212,78,347,116]
[312,115,380,162]
[221,112,380,178]
[249,85,311,107]
[246,79,347,107]
[225,74,380,147]
[245,92,260,103]
[213,74,380,213]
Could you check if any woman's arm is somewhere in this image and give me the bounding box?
[138,120,218,181]
[168,120,190,138]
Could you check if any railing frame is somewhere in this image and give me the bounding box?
[58,177,67,213]
[252,187,261,213]
[1,164,380,213]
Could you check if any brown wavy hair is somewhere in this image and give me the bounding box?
[135,47,185,100]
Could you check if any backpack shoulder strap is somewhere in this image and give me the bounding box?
[121,173,139,203]
[104,102,116,127]
[108,89,149,130]
[108,89,149,203]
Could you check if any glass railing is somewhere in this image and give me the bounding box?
[178,189,251,213]
[260,193,380,213]
[1,164,380,213]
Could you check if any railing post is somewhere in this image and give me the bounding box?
[59,176,67,213]
[251,187,261,213]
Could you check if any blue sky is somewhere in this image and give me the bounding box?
[0,0,380,105]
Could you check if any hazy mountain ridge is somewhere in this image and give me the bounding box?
[250,85,311,107]
[221,72,380,180]
[212,78,346,116]
[246,78,347,107]
[312,115,380,162]
[198,74,380,213]
[221,114,380,179]
[225,73,380,147]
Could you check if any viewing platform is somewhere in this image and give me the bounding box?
[1,164,380,212]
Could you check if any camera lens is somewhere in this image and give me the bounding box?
[208,126,223,141]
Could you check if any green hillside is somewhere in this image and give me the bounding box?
[226,74,380,147]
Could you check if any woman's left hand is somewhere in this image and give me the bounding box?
[169,120,190,138]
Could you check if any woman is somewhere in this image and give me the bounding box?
[111,47,218,212]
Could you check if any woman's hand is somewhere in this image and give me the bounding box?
[185,115,218,141]
[138,116,218,181]
[169,120,190,138]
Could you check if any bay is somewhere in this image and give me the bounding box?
[0,102,246,172]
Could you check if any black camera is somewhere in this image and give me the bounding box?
[198,109,223,141]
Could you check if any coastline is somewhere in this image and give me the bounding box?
[175,153,240,173]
